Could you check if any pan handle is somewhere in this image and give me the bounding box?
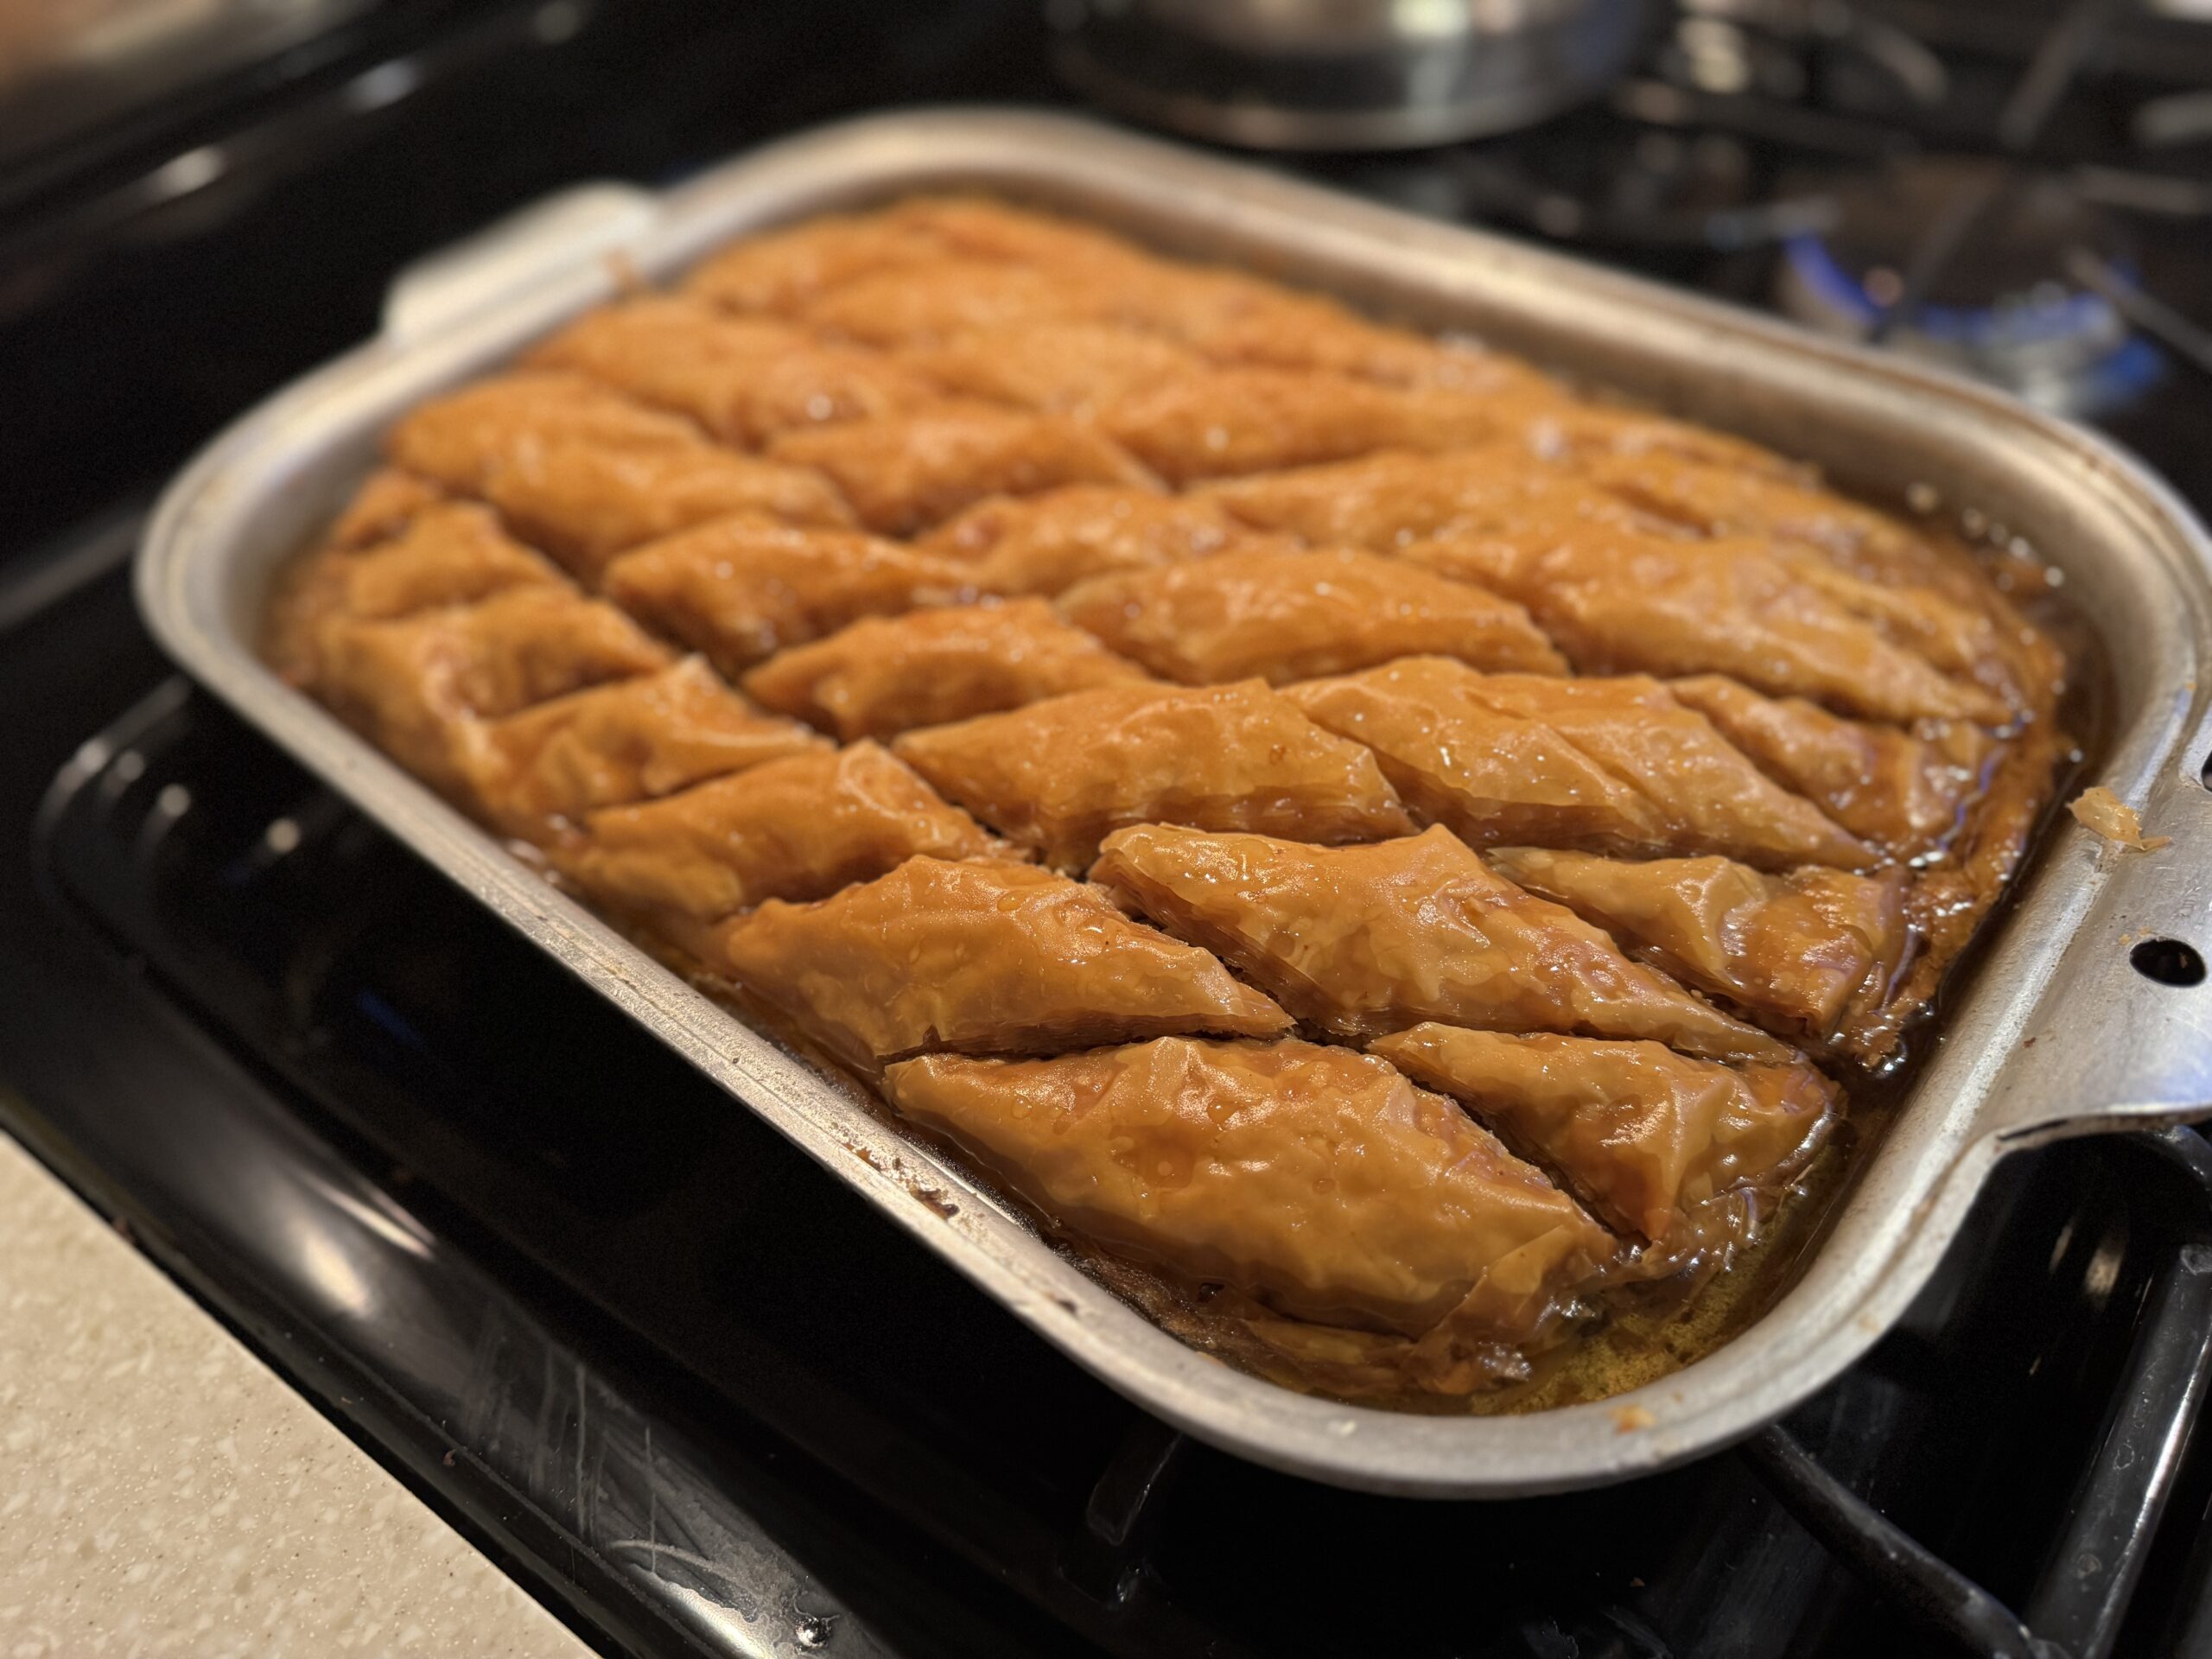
[1971,753,2212,1151]
[380,181,662,345]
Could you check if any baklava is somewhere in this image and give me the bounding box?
[265,196,2069,1405]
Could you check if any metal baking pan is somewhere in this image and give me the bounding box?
[137,108,2212,1497]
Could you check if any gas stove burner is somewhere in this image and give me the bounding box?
[1776,156,2164,416]
[1049,0,1653,151]
[1661,0,1948,120]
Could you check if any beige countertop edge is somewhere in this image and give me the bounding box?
[0,1127,599,1659]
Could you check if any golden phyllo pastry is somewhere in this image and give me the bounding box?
[313,588,670,787]
[600,521,980,676]
[881,1038,1616,1338]
[717,859,1292,1072]
[531,295,938,446]
[555,741,999,925]
[1285,659,1870,869]
[1370,1026,1835,1251]
[684,196,1144,316]
[682,207,964,314]
[742,598,1147,741]
[1201,447,1615,550]
[893,679,1414,871]
[923,484,1258,596]
[1665,675,1992,860]
[474,658,826,835]
[1090,824,1788,1063]
[1582,448,1949,576]
[1056,545,1566,683]
[766,401,1154,535]
[266,500,563,684]
[1483,849,1911,1054]
[385,372,852,573]
[323,468,449,550]
[1092,367,1502,483]
[1511,399,1800,475]
[1401,521,2008,725]
[901,321,1210,416]
[800,257,1123,347]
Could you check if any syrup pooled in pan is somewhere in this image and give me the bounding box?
[261,196,2083,1412]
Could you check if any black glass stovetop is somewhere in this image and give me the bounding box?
[4,3,2212,1656]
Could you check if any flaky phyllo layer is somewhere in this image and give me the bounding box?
[265,197,2068,1403]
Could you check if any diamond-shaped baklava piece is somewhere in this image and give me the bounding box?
[314,588,670,790]
[1286,658,1869,869]
[1484,847,1912,1056]
[601,521,980,677]
[766,402,1155,535]
[387,372,852,573]
[531,296,937,446]
[556,741,1000,925]
[1665,675,1993,860]
[1371,1026,1835,1251]
[475,657,825,836]
[882,1038,1616,1338]
[717,859,1291,1071]
[266,501,563,685]
[1057,545,1564,684]
[1092,823,1790,1063]
[923,484,1259,597]
[893,679,1413,871]
[742,599,1147,741]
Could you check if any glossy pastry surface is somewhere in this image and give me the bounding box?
[922,484,1256,595]
[313,588,669,781]
[1285,659,1870,869]
[1370,1025,1835,1250]
[386,371,851,571]
[1399,521,2008,726]
[742,598,1147,740]
[558,742,1000,924]
[893,679,1414,870]
[717,858,1293,1071]
[531,294,938,446]
[1487,847,1912,1055]
[765,401,1154,534]
[1057,546,1566,684]
[1095,368,1502,483]
[601,520,980,675]
[1666,675,1992,860]
[265,501,563,685]
[479,657,826,834]
[883,1039,1615,1338]
[1091,824,1788,1063]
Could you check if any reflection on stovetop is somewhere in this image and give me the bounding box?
[16,626,2212,1658]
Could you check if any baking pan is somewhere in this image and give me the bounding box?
[136,109,2212,1497]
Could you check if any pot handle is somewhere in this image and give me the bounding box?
[1972,757,2212,1151]
[380,181,661,345]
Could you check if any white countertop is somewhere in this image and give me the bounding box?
[0,1130,596,1658]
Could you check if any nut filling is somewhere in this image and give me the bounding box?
[264,196,2070,1408]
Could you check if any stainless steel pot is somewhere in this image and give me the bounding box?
[1050,0,1651,149]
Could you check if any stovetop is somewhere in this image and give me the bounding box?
[3,3,2212,1656]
